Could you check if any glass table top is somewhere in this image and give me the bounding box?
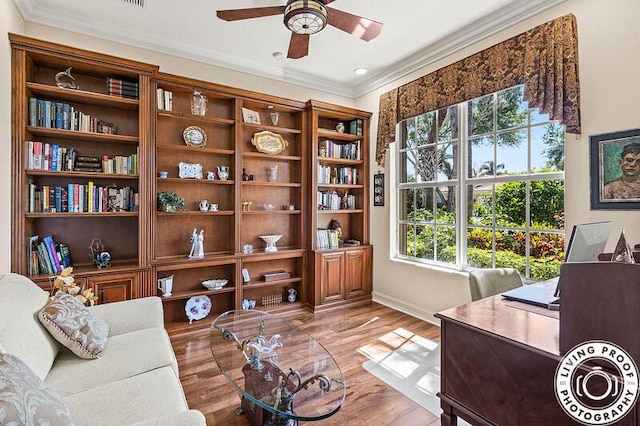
[210,310,346,423]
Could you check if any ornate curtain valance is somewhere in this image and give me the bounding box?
[376,13,580,166]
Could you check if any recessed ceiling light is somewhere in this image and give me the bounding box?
[273,52,285,61]
[353,68,368,75]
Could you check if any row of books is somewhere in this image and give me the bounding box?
[317,191,357,211]
[28,182,139,213]
[26,141,138,175]
[318,140,361,160]
[29,97,113,133]
[106,77,139,100]
[318,165,358,185]
[27,235,72,275]
[156,88,173,111]
[316,229,340,250]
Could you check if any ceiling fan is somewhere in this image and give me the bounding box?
[216,0,383,59]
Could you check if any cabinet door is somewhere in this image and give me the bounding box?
[318,252,345,304]
[345,247,371,299]
[87,272,136,304]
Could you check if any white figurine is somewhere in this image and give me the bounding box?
[188,228,198,259]
[192,229,205,259]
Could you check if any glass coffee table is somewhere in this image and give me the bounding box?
[210,310,347,426]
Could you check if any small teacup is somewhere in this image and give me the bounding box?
[158,171,168,178]
[210,203,219,212]
[206,171,215,180]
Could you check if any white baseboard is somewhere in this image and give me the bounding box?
[372,291,441,327]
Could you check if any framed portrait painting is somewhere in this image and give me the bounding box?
[590,129,640,210]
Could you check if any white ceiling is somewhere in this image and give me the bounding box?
[12,0,565,98]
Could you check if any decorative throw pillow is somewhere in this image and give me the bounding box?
[0,352,75,425]
[38,292,110,359]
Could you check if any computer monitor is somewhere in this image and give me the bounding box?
[565,221,612,263]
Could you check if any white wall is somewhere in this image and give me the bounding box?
[0,0,24,272]
[357,0,640,324]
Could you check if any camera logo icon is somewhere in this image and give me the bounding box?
[555,340,639,425]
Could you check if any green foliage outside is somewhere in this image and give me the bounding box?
[401,85,566,280]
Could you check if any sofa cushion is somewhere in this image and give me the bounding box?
[0,352,75,426]
[39,292,110,359]
[46,327,178,397]
[0,273,60,380]
[63,366,189,426]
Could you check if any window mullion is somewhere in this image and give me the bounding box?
[458,103,468,269]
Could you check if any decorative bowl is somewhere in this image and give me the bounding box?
[259,234,283,252]
[202,279,229,290]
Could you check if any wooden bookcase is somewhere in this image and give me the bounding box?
[306,100,373,310]
[10,36,373,330]
[10,34,156,298]
[151,73,307,330]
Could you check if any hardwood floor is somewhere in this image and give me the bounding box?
[169,303,442,425]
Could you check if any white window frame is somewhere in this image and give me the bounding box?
[395,86,565,278]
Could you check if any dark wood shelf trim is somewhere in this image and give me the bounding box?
[159,287,235,302]
[156,177,235,185]
[242,210,301,215]
[156,144,235,155]
[317,130,362,141]
[317,157,363,166]
[156,210,234,216]
[242,152,302,161]
[26,82,139,109]
[27,259,143,281]
[317,209,364,214]
[26,170,138,179]
[242,122,301,135]
[317,183,364,190]
[243,277,302,289]
[240,248,305,261]
[157,111,234,126]
[25,211,138,218]
[153,254,237,269]
[27,126,139,144]
[241,181,301,188]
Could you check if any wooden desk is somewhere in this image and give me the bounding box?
[436,296,636,425]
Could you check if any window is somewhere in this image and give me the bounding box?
[397,85,565,280]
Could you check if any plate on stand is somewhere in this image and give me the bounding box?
[185,295,211,324]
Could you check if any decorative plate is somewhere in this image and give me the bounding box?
[178,162,203,179]
[251,131,289,155]
[183,126,207,147]
[185,295,211,324]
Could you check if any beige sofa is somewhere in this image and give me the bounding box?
[0,273,206,425]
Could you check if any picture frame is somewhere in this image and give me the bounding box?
[241,268,250,284]
[242,107,261,124]
[590,129,640,210]
[373,172,385,206]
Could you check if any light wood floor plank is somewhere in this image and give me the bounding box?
[169,302,441,425]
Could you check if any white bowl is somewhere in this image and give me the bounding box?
[202,279,229,290]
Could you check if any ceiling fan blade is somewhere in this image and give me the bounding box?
[287,33,310,59]
[326,7,383,42]
[217,6,285,21]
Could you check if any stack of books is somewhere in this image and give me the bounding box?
[27,235,72,275]
[75,156,102,173]
[107,77,139,100]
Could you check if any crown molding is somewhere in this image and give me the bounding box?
[13,0,565,99]
[352,0,567,97]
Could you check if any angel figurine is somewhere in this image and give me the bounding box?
[188,228,200,259]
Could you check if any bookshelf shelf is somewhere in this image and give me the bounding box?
[242,181,302,188]
[317,183,364,190]
[156,144,235,155]
[318,157,364,166]
[242,122,301,135]
[156,210,234,216]
[317,209,365,214]
[157,111,234,126]
[25,170,138,179]
[26,82,139,110]
[242,210,301,215]
[242,152,302,161]
[243,277,302,289]
[25,212,138,218]
[156,177,235,185]
[317,130,362,141]
[27,127,139,145]
[159,287,235,302]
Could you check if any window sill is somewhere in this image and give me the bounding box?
[391,256,468,277]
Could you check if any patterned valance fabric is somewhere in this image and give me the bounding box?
[376,13,580,166]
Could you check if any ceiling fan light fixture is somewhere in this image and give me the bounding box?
[284,0,328,35]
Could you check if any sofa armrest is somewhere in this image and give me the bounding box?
[129,410,206,426]
[88,297,164,336]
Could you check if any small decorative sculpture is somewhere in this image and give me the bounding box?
[268,105,279,126]
[190,91,208,116]
[288,288,298,303]
[267,164,278,182]
[260,235,283,252]
[329,219,343,242]
[89,238,111,269]
[55,67,78,89]
[188,228,205,259]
